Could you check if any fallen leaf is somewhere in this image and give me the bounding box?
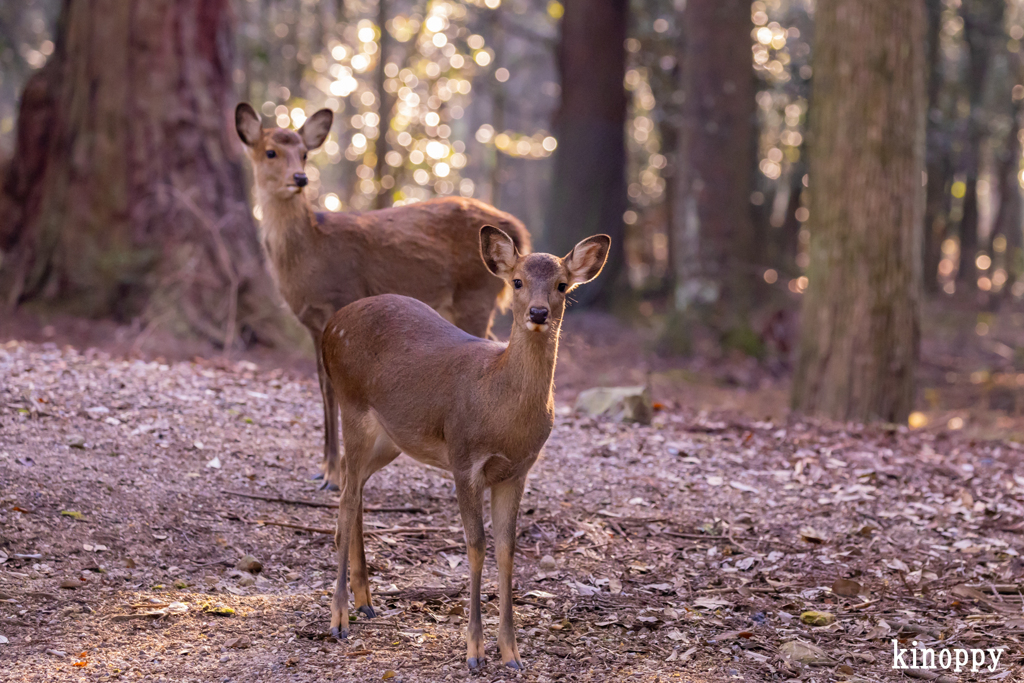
[831,578,864,597]
[692,596,733,610]
[800,610,835,626]
[60,510,83,520]
[224,636,250,649]
[799,527,827,544]
[886,558,909,573]
[206,456,221,469]
[779,639,833,665]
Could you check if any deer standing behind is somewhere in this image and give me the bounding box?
[234,103,530,484]
[321,227,610,669]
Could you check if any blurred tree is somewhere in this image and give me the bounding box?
[544,0,627,304]
[672,0,756,345]
[923,0,952,294]
[0,0,292,348]
[957,0,1004,289]
[792,0,925,422]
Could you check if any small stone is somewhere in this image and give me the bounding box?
[45,648,65,657]
[237,574,256,587]
[203,575,219,587]
[220,655,229,663]
[286,572,301,582]
[224,636,251,649]
[67,434,86,449]
[174,580,188,589]
[538,555,557,571]
[235,555,262,574]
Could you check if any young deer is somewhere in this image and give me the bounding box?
[234,104,530,485]
[321,227,610,669]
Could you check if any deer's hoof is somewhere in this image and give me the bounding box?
[356,605,377,619]
[505,660,524,670]
[310,472,325,481]
[330,626,348,640]
[318,480,339,491]
[467,657,484,671]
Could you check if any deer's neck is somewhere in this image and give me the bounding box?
[494,320,560,416]
[257,192,317,267]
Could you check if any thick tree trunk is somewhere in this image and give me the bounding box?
[0,0,291,348]
[791,0,926,423]
[672,0,756,333]
[544,0,627,305]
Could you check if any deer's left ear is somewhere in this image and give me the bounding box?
[298,109,334,149]
[565,235,611,288]
[235,103,262,147]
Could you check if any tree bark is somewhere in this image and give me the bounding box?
[957,0,1003,287]
[672,0,756,334]
[0,0,291,348]
[791,0,926,423]
[544,0,627,305]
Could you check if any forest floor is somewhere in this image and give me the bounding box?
[3,303,1024,682]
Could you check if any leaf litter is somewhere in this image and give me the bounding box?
[1,339,1024,680]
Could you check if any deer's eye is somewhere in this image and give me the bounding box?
[557,283,567,293]
[513,279,523,289]
[265,150,276,159]
[302,152,307,161]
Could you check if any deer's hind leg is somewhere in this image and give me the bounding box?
[349,417,400,619]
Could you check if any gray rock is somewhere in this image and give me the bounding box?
[67,434,86,449]
[538,555,557,571]
[574,386,653,425]
[237,574,256,587]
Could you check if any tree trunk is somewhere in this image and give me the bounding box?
[544,0,627,305]
[922,0,950,293]
[672,0,756,335]
[957,0,1003,287]
[0,0,291,348]
[373,0,392,210]
[791,0,926,423]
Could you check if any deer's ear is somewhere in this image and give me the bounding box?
[565,235,611,288]
[480,225,518,280]
[298,109,333,150]
[235,103,262,147]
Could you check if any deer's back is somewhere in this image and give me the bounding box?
[278,197,527,336]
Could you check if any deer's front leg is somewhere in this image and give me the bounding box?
[454,475,486,670]
[491,476,526,669]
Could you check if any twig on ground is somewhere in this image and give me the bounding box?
[220,489,425,513]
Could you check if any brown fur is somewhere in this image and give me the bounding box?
[321,227,610,669]
[234,103,531,476]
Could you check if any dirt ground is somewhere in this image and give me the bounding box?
[3,307,1024,682]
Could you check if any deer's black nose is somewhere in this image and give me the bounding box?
[529,307,549,324]
[293,173,308,187]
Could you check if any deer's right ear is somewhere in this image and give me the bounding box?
[299,109,334,150]
[480,226,518,280]
[235,103,262,147]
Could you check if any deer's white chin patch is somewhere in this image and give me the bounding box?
[525,321,548,333]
